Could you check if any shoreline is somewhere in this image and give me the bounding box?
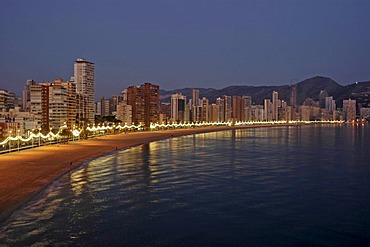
[0,124,296,224]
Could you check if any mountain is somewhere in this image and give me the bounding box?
[295,76,343,104]
[160,76,357,105]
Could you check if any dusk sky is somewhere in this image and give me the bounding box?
[1,0,370,98]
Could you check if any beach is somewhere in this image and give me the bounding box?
[0,124,294,223]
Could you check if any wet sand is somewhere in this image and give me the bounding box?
[0,125,293,223]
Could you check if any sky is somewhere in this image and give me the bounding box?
[1,0,370,98]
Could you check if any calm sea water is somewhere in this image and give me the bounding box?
[1,124,370,246]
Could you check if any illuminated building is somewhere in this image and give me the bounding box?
[216,97,225,122]
[46,78,77,129]
[171,93,186,123]
[319,90,329,108]
[126,83,159,127]
[325,96,336,113]
[209,103,218,122]
[74,58,95,123]
[222,95,232,122]
[0,89,17,112]
[343,99,357,122]
[22,79,36,112]
[116,101,132,125]
[272,91,279,121]
[264,99,272,121]
[30,84,49,129]
[201,97,209,122]
[191,89,200,122]
[243,96,252,121]
[232,96,243,122]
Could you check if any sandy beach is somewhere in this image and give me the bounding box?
[0,125,292,223]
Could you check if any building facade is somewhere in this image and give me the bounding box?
[126,83,160,127]
[171,93,186,123]
[343,99,357,122]
[74,58,95,124]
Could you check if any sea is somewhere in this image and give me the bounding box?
[1,124,369,246]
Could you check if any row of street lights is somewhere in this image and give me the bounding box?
[0,120,346,154]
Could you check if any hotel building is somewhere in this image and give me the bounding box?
[126,83,160,127]
[74,58,95,124]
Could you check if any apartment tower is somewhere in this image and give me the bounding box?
[126,83,160,128]
[74,58,95,124]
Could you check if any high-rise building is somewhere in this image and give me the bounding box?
[319,90,329,108]
[126,83,159,127]
[216,97,225,122]
[22,79,36,112]
[232,96,243,122]
[46,78,77,129]
[191,89,200,122]
[222,95,232,122]
[29,78,77,130]
[252,105,264,121]
[243,96,252,121]
[290,84,297,107]
[98,97,110,117]
[74,58,95,124]
[0,89,17,112]
[30,84,49,130]
[325,96,336,112]
[343,99,356,122]
[171,93,186,123]
[111,94,123,114]
[272,91,279,121]
[264,99,272,121]
[209,103,218,122]
[200,97,209,122]
[116,102,132,125]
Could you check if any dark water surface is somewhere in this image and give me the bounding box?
[1,124,370,246]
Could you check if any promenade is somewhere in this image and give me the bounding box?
[0,126,240,223]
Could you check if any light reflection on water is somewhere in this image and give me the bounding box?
[1,124,370,246]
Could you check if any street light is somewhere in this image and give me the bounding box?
[31,129,34,147]
[9,130,12,152]
[17,129,20,152]
[49,127,52,145]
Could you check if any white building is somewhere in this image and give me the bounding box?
[74,58,95,123]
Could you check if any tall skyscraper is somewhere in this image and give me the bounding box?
[319,90,329,108]
[222,95,232,122]
[201,97,209,122]
[192,89,200,107]
[209,103,218,122]
[243,96,252,121]
[232,96,243,122]
[171,93,186,123]
[325,96,336,112]
[126,83,159,127]
[264,99,272,121]
[22,79,36,112]
[343,99,356,122]
[216,97,225,122]
[30,84,49,129]
[272,91,279,121]
[46,78,77,129]
[290,84,297,107]
[192,89,200,122]
[74,58,95,124]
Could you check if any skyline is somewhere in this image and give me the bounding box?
[1,0,370,98]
